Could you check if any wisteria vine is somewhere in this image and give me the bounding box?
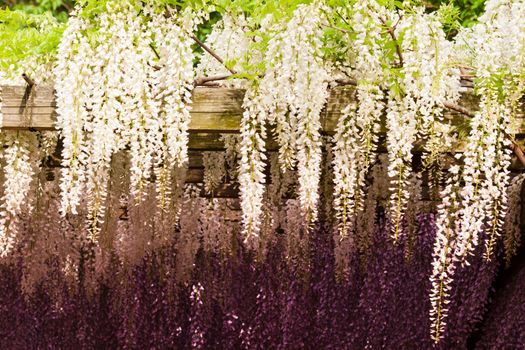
[0,0,524,345]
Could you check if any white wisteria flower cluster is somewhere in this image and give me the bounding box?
[238,87,268,242]
[454,98,511,262]
[399,10,462,131]
[238,1,331,240]
[261,1,330,224]
[332,103,362,237]
[55,1,199,242]
[331,1,462,241]
[386,9,461,242]
[0,132,40,257]
[429,164,461,343]
[384,93,418,241]
[331,0,385,238]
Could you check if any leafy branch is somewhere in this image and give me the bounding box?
[190,34,237,75]
[378,15,404,68]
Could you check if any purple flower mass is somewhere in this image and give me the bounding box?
[0,214,515,349]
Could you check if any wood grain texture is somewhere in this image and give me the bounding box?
[8,85,524,134]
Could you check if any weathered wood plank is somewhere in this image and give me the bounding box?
[191,87,245,113]
[0,85,250,131]
[7,85,523,134]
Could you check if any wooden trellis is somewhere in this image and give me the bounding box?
[2,84,525,198]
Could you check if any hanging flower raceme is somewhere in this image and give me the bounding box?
[448,0,525,264]
[258,2,331,226]
[384,9,461,243]
[351,0,387,166]
[333,1,460,243]
[385,93,418,242]
[454,97,511,263]
[0,132,40,257]
[400,9,462,202]
[332,104,361,237]
[54,10,91,216]
[399,10,462,132]
[54,2,197,242]
[237,2,331,240]
[331,0,386,238]
[239,86,267,243]
[464,0,525,262]
[429,165,461,343]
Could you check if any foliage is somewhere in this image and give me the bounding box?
[1,0,73,20]
[0,8,64,73]
[429,0,485,27]
[0,0,485,74]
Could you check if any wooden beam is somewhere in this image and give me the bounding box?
[1,85,251,131]
[8,85,523,133]
[3,84,525,134]
[1,85,500,134]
